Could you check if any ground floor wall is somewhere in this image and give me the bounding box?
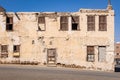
[0,36,114,71]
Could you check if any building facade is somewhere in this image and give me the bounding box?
[115,42,120,65]
[0,1,114,71]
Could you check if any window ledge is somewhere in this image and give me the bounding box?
[59,29,68,31]
[6,30,14,32]
[37,30,46,31]
[71,29,81,31]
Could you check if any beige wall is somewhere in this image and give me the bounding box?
[0,9,115,71]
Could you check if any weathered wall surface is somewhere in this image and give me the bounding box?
[0,9,115,71]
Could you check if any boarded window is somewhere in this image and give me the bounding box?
[99,16,107,31]
[13,45,20,53]
[1,45,8,58]
[38,17,45,31]
[87,46,95,62]
[6,17,13,31]
[1,45,8,52]
[60,16,68,31]
[98,46,106,62]
[87,16,95,31]
[72,16,79,30]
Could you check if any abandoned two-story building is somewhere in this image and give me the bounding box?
[0,0,114,71]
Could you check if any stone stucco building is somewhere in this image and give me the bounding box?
[115,42,120,65]
[0,0,115,71]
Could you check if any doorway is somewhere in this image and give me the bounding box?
[47,48,56,66]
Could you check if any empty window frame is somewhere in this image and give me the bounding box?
[99,16,107,31]
[6,17,13,31]
[116,53,119,55]
[38,17,46,31]
[1,45,8,58]
[71,16,79,30]
[98,46,106,62]
[116,46,119,49]
[87,46,95,62]
[60,16,68,31]
[87,16,95,31]
[13,45,20,53]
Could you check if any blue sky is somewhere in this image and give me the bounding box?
[0,0,120,42]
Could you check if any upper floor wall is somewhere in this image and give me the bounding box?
[0,9,114,38]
